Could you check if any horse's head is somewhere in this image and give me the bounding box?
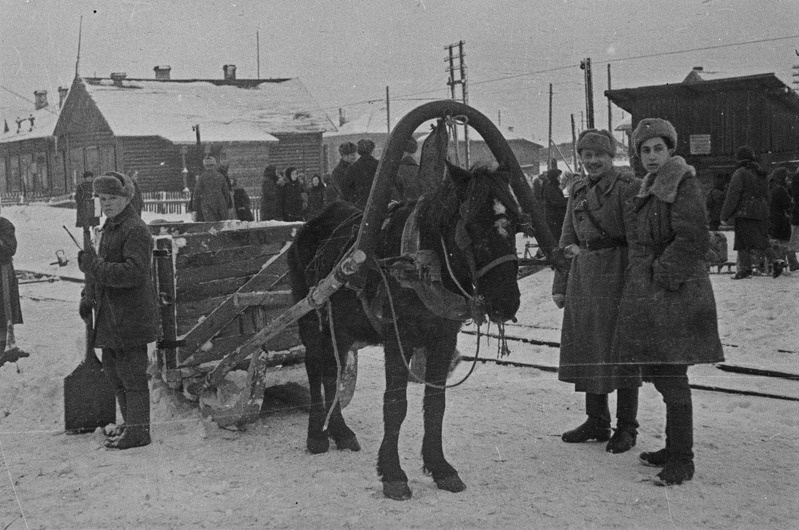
[425,162,522,324]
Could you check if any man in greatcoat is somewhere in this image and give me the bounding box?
[330,141,358,203]
[74,171,96,228]
[192,155,232,222]
[720,145,772,279]
[552,129,642,454]
[338,139,378,209]
[78,171,159,449]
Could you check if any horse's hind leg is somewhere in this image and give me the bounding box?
[378,340,412,500]
[422,332,466,493]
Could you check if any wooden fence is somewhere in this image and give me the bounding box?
[142,191,266,222]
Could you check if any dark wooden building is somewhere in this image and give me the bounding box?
[53,67,336,194]
[605,69,799,186]
[0,88,69,200]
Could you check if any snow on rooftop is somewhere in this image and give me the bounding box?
[0,106,59,144]
[83,77,336,142]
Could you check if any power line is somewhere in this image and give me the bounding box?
[0,85,59,115]
[321,33,799,115]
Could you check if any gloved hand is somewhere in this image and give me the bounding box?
[78,297,93,320]
[78,246,97,272]
[552,293,566,309]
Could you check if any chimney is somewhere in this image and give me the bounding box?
[34,90,48,110]
[692,66,704,72]
[154,65,171,80]
[58,86,69,108]
[223,64,237,80]
[110,72,127,86]
[338,108,347,126]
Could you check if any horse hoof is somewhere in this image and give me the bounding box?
[306,436,329,454]
[383,481,412,501]
[435,474,466,493]
[334,435,361,452]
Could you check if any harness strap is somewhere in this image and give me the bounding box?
[474,253,518,279]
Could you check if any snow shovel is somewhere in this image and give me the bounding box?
[64,230,116,434]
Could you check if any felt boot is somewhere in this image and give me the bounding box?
[655,403,694,485]
[107,390,151,449]
[105,392,127,438]
[562,393,611,443]
[606,388,638,454]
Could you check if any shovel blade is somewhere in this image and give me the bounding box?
[64,355,116,434]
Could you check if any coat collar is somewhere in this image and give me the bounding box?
[637,156,695,204]
[103,204,136,229]
[572,167,624,197]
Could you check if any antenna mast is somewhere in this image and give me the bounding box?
[75,16,83,76]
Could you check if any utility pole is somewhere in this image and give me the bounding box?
[75,16,83,76]
[256,31,260,79]
[580,58,595,129]
[446,40,469,166]
[607,63,612,133]
[571,114,579,173]
[386,86,391,136]
[792,63,799,93]
[547,83,553,170]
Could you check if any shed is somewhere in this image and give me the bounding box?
[605,69,799,183]
[53,70,336,194]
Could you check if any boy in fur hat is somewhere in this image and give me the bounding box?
[553,128,642,456]
[614,118,724,485]
[78,171,158,449]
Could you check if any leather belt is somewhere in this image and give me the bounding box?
[579,238,627,251]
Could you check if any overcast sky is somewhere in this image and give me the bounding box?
[2,0,797,143]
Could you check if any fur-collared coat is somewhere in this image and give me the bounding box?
[553,167,641,393]
[613,156,724,365]
[81,204,159,349]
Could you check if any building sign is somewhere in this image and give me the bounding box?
[689,134,711,155]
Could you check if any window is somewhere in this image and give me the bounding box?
[0,157,6,194]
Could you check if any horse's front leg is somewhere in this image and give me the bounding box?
[378,338,412,500]
[422,328,466,493]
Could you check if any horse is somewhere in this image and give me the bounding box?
[287,161,524,500]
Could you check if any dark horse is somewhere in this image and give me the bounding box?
[287,162,523,500]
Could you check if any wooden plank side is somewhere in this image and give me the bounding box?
[150,221,303,236]
[175,242,284,269]
[176,248,292,363]
[174,225,301,254]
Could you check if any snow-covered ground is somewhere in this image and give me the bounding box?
[0,203,797,529]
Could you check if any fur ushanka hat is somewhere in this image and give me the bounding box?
[632,118,678,154]
[576,129,616,157]
[202,155,217,169]
[92,171,135,198]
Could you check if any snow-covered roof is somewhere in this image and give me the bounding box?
[415,126,542,147]
[81,77,336,143]
[325,100,438,137]
[0,106,59,144]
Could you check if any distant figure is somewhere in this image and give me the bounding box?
[705,173,728,231]
[789,169,799,271]
[392,138,421,202]
[279,167,305,222]
[128,171,144,217]
[768,168,797,273]
[192,156,232,222]
[305,174,326,219]
[74,171,95,228]
[339,139,378,209]
[541,168,567,242]
[720,146,772,279]
[260,165,281,221]
[330,142,358,202]
[231,178,254,221]
[217,162,235,218]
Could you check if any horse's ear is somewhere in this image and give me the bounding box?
[445,160,470,187]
